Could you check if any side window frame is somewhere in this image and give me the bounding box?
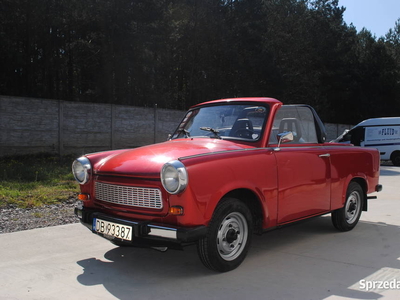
[268,105,326,145]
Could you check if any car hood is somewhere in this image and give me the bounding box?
[90,138,251,177]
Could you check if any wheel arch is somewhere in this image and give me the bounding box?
[223,188,264,234]
[349,177,368,211]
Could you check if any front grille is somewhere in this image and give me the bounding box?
[95,182,163,209]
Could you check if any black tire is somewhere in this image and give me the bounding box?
[197,198,253,272]
[331,182,364,231]
[391,152,400,166]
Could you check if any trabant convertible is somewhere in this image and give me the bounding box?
[73,97,382,272]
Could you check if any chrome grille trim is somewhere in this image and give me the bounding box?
[95,182,163,209]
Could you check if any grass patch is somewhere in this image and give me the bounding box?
[0,153,79,208]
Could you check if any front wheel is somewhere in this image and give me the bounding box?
[197,198,253,272]
[331,182,364,231]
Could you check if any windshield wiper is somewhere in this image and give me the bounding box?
[200,127,221,139]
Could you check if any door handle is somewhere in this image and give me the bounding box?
[319,153,330,158]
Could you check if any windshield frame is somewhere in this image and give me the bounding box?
[171,102,270,143]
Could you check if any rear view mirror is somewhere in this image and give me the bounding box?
[277,131,294,147]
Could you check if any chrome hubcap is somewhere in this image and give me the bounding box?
[345,191,361,224]
[216,212,248,261]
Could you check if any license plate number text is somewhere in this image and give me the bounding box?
[93,218,133,241]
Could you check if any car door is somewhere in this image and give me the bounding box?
[268,106,331,224]
[274,146,331,224]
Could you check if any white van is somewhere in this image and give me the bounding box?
[332,117,400,166]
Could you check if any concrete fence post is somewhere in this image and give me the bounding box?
[154,103,158,143]
[58,100,64,156]
[111,104,116,149]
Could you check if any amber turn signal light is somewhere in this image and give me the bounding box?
[78,193,90,201]
[169,206,184,215]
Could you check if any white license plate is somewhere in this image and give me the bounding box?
[93,218,133,241]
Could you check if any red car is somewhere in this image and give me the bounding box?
[72,97,382,272]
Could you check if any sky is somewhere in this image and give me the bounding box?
[339,0,400,37]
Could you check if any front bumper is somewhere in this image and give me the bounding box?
[75,206,207,248]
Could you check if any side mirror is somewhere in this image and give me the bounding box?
[276,131,294,149]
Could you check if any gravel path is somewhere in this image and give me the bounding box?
[0,198,79,234]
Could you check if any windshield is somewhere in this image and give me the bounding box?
[172,104,269,141]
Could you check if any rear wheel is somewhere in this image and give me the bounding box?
[197,198,253,272]
[332,182,363,231]
[391,152,400,166]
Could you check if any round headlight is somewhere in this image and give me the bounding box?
[161,160,188,194]
[72,157,91,184]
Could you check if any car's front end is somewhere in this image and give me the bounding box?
[72,98,279,250]
[72,142,214,249]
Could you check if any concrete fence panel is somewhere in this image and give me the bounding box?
[0,96,185,157]
[0,95,350,157]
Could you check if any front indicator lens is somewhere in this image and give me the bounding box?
[161,160,188,194]
[169,206,184,215]
[78,193,90,201]
[72,157,91,184]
